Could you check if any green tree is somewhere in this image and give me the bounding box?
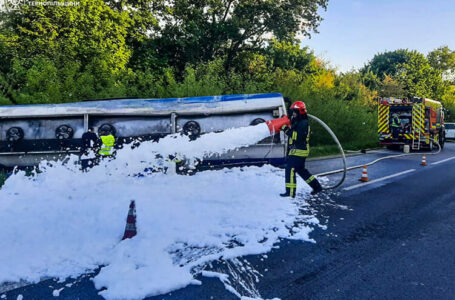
[428,46,455,73]
[0,0,149,103]
[364,49,444,99]
[131,0,329,72]
[334,72,377,105]
[266,40,316,72]
[378,75,406,98]
[362,49,408,80]
[1,0,137,71]
[428,46,455,81]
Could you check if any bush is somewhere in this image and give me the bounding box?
[0,43,380,152]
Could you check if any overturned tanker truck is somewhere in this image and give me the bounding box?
[0,93,288,169]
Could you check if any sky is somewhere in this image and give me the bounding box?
[302,0,455,72]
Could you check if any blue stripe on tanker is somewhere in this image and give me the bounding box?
[1,93,283,109]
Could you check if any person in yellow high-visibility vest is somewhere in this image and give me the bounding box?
[391,113,401,139]
[98,133,116,157]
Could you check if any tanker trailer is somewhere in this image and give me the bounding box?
[0,93,288,169]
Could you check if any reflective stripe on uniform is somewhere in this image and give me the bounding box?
[99,147,112,156]
[391,117,400,127]
[306,129,310,154]
[290,168,295,197]
[289,131,298,145]
[289,149,309,157]
[288,125,310,156]
[305,175,315,183]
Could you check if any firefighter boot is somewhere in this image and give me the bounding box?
[309,178,323,195]
[280,188,295,198]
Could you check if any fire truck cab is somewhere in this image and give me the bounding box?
[378,97,445,150]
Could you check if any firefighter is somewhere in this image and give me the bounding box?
[391,113,401,139]
[80,127,98,170]
[98,130,116,157]
[81,127,97,153]
[280,101,322,198]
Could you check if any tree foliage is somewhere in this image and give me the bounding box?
[428,46,455,73]
[363,49,408,80]
[130,0,329,71]
[361,47,455,120]
[428,46,455,82]
[3,0,455,143]
[363,49,444,99]
[0,0,158,103]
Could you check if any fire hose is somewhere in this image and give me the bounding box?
[310,115,442,190]
[267,115,442,190]
[315,137,441,179]
[266,114,347,190]
[307,114,346,190]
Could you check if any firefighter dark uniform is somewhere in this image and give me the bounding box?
[81,129,98,154]
[80,128,98,170]
[280,101,323,198]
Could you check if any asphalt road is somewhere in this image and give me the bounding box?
[3,143,455,299]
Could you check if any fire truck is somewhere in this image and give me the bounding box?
[378,97,446,150]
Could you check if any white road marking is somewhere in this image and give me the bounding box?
[431,156,455,165]
[343,169,416,191]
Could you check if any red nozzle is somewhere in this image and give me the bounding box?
[266,116,291,134]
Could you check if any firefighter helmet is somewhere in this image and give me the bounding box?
[290,101,307,115]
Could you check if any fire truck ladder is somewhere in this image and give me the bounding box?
[411,103,425,151]
[411,133,421,150]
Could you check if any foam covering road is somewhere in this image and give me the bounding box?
[4,143,455,299]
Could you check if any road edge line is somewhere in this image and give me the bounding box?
[343,169,416,191]
[431,156,455,165]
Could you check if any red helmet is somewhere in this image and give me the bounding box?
[290,101,307,115]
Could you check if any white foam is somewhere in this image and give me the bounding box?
[0,124,316,299]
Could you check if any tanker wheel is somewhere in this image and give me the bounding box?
[182,121,201,140]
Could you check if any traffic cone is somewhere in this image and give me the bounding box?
[359,165,369,182]
[122,200,137,240]
[421,155,427,166]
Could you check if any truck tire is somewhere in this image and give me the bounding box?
[98,124,116,136]
[182,121,201,140]
[6,127,24,142]
[55,125,74,140]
